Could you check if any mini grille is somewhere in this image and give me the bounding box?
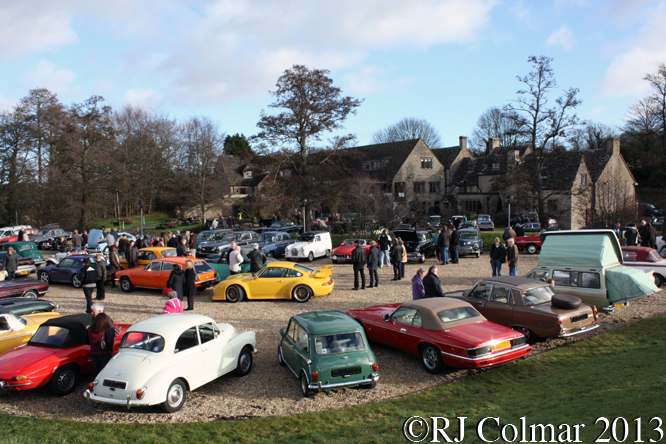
[103,379,127,389]
[331,366,362,377]
[570,314,589,323]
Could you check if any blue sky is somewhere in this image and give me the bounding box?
[1,0,665,149]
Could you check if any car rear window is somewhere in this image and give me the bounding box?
[121,331,165,353]
[29,325,69,347]
[437,306,481,323]
[294,264,314,274]
[162,249,177,257]
[315,332,365,355]
[195,262,213,273]
[521,286,554,305]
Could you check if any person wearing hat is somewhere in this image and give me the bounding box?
[366,240,380,288]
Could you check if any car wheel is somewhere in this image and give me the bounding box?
[234,347,253,376]
[48,365,79,396]
[292,284,312,303]
[476,252,481,258]
[418,256,425,263]
[21,290,38,299]
[654,274,665,287]
[277,346,286,367]
[527,244,539,255]
[513,326,537,344]
[225,285,244,303]
[325,249,331,258]
[307,252,314,262]
[162,378,187,413]
[71,274,82,288]
[420,343,444,374]
[300,372,315,397]
[39,271,50,284]
[120,277,134,293]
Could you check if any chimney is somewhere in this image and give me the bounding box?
[607,137,620,156]
[459,136,467,151]
[486,138,500,153]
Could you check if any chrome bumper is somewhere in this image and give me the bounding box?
[0,380,33,389]
[308,374,379,391]
[558,323,600,338]
[84,390,148,409]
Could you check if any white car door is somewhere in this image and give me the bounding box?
[314,235,323,257]
[198,322,230,381]
[172,326,204,389]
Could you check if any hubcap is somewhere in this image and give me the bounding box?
[295,287,308,300]
[58,370,75,391]
[168,384,183,407]
[228,287,239,301]
[239,352,251,372]
[122,280,130,290]
[40,273,49,283]
[73,276,81,287]
[423,347,437,369]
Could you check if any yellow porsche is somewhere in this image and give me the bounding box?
[119,247,178,270]
[0,312,61,355]
[212,261,334,303]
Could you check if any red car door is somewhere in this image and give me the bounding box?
[384,306,421,355]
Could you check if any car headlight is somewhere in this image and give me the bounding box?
[214,246,220,252]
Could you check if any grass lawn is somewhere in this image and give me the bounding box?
[2,315,665,443]
[89,212,204,234]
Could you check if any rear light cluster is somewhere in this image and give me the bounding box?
[593,306,598,321]
[312,372,319,382]
[372,363,378,372]
[322,279,333,286]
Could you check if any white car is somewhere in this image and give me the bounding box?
[84,314,257,412]
[284,231,332,261]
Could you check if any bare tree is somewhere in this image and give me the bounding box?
[470,107,521,154]
[644,63,666,154]
[371,117,442,149]
[503,55,581,227]
[568,121,618,151]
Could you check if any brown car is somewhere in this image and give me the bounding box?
[445,276,598,343]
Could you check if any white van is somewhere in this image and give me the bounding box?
[285,231,332,262]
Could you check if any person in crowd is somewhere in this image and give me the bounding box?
[400,238,407,279]
[167,232,179,248]
[94,253,106,301]
[118,234,129,253]
[434,229,441,262]
[79,258,98,314]
[648,222,657,249]
[108,245,120,288]
[438,225,450,265]
[624,224,639,246]
[366,240,380,288]
[422,265,445,298]
[3,247,18,281]
[351,241,367,290]
[85,307,115,382]
[166,263,185,299]
[449,226,460,264]
[506,238,519,276]
[105,230,115,251]
[183,260,197,311]
[412,268,426,300]
[490,237,506,277]
[110,227,118,241]
[163,290,184,314]
[177,237,190,257]
[247,243,267,273]
[72,230,82,252]
[639,220,650,247]
[378,229,392,268]
[514,223,524,238]
[21,231,29,242]
[229,244,244,275]
[126,240,138,269]
[82,230,88,246]
[211,218,219,230]
[58,236,68,253]
[389,238,403,281]
[503,225,517,242]
[16,228,24,243]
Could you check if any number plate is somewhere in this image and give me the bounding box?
[492,340,511,352]
[19,270,28,275]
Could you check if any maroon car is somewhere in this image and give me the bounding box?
[0,280,49,299]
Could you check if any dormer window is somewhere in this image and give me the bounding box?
[243,170,252,178]
[491,163,499,171]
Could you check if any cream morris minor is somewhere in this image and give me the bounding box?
[85,314,257,413]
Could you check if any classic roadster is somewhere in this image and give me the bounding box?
[85,314,256,413]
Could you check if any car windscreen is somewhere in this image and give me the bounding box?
[521,286,555,306]
[161,249,178,258]
[459,232,477,238]
[29,325,71,347]
[198,232,213,239]
[437,306,481,323]
[315,332,365,355]
[121,331,165,353]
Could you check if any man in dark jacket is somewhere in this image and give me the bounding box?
[422,265,445,298]
[389,240,403,280]
[625,225,639,246]
[126,240,138,269]
[489,237,506,277]
[648,222,657,249]
[79,258,98,314]
[351,242,366,290]
[3,247,19,280]
[167,232,179,248]
[377,229,392,268]
[366,241,380,288]
[437,226,450,265]
[247,243,267,273]
[118,235,129,253]
[94,254,106,301]
[639,220,650,247]
[514,223,524,238]
[449,227,460,264]
[176,237,189,257]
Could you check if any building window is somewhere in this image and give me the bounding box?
[491,162,499,171]
[239,188,247,194]
[421,158,433,169]
[413,182,425,193]
[394,182,406,200]
[580,174,588,185]
[362,162,370,170]
[429,182,440,193]
[464,201,481,212]
[243,170,252,178]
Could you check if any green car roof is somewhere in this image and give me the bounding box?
[293,311,361,336]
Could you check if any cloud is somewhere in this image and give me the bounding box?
[23,60,76,95]
[0,1,78,58]
[122,88,164,110]
[343,66,419,95]
[0,92,15,112]
[547,26,575,50]
[600,1,666,97]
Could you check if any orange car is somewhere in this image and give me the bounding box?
[119,247,178,270]
[115,257,217,293]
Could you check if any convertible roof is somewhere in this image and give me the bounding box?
[42,313,93,330]
[401,298,486,331]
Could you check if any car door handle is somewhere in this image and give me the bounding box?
[277,280,284,283]
[400,328,406,333]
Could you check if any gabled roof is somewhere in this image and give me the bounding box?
[338,139,423,181]
[541,152,584,190]
[431,146,461,169]
[583,150,612,182]
[216,155,267,188]
[451,157,486,186]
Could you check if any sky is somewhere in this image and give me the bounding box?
[1,0,666,149]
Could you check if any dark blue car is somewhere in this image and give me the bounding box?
[257,231,295,258]
[38,255,108,288]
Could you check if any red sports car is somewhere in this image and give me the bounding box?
[347,298,532,373]
[0,314,130,396]
[331,239,372,263]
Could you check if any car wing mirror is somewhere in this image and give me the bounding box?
[280,328,287,337]
[383,314,390,322]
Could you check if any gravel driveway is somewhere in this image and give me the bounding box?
[0,254,663,424]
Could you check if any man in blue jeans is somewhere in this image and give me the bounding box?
[438,225,450,265]
[506,238,519,276]
[377,229,392,268]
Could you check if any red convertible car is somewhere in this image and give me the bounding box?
[0,314,130,396]
[347,298,531,373]
[0,280,49,299]
[331,239,372,263]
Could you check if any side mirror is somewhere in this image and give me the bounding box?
[383,314,390,322]
[280,328,287,337]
